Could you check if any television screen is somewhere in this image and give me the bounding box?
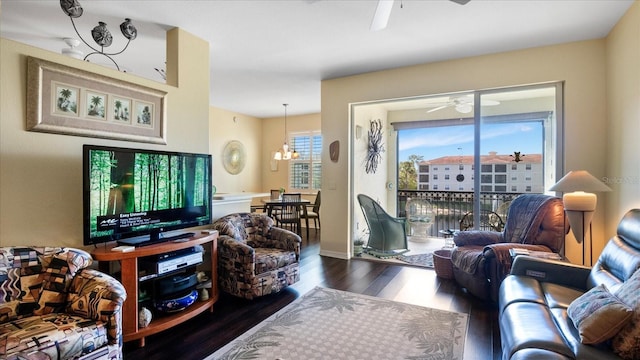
[83,145,212,246]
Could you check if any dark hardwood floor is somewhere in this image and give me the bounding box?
[123,230,501,359]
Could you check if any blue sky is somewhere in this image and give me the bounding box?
[398,122,543,162]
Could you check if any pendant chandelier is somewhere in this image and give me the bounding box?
[59,0,137,71]
[274,104,299,161]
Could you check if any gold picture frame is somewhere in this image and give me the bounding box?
[26,56,167,144]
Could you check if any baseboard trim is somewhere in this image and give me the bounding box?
[319,249,349,260]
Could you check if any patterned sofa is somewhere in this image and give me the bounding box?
[212,213,302,300]
[0,246,126,360]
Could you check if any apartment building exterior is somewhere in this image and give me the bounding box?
[417,152,543,193]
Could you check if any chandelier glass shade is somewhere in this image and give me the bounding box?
[59,0,137,71]
[274,104,299,161]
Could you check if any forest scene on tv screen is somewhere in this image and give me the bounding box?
[88,149,210,240]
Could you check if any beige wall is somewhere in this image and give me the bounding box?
[605,2,640,237]
[1,3,637,263]
[261,112,322,194]
[0,28,210,249]
[209,107,263,193]
[322,40,611,263]
[208,109,321,209]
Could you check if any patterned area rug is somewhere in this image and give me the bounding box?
[207,287,468,360]
[398,252,435,268]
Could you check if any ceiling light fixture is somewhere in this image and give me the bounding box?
[455,103,473,113]
[61,37,83,59]
[274,104,299,161]
[59,0,137,71]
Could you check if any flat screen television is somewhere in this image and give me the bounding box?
[83,145,212,246]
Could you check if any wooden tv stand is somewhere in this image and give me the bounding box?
[91,231,218,347]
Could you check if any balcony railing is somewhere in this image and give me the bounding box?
[397,190,522,237]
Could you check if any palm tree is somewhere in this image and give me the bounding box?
[407,154,424,170]
[89,96,103,116]
[57,88,73,111]
[114,100,122,120]
[59,88,72,100]
[398,161,418,190]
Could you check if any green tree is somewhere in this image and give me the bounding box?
[57,88,74,112]
[114,100,122,120]
[89,96,103,116]
[407,154,424,170]
[59,88,72,100]
[398,161,417,190]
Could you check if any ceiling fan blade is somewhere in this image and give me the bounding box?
[450,0,471,5]
[482,99,500,106]
[427,105,449,113]
[370,0,394,31]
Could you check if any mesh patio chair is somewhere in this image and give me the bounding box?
[357,194,410,258]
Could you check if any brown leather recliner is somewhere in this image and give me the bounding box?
[451,194,567,302]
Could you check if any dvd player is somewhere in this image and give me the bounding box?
[155,252,203,275]
[139,246,204,276]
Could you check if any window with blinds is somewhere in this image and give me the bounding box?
[289,131,322,190]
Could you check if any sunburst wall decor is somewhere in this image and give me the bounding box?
[364,119,384,174]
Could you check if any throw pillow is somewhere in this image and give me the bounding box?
[34,248,92,316]
[567,284,633,344]
[0,247,46,321]
[613,268,640,360]
[34,254,73,315]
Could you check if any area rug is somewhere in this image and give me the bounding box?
[207,287,468,360]
[397,252,434,269]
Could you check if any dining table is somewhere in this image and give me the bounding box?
[261,198,311,236]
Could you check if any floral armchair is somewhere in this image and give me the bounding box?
[0,246,126,360]
[212,213,302,300]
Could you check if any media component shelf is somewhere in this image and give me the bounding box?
[91,232,218,347]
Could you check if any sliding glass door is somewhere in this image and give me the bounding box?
[394,83,562,233]
[472,85,560,229]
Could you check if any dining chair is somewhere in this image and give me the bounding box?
[274,193,304,236]
[301,190,321,239]
[264,189,282,214]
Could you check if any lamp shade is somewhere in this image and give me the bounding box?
[548,170,612,193]
[549,170,611,258]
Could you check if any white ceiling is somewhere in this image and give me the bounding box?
[0,0,634,118]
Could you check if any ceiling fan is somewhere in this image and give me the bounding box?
[425,95,499,114]
[371,0,471,31]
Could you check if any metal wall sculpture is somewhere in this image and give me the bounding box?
[364,119,384,174]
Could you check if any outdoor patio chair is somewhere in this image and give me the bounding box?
[357,194,410,258]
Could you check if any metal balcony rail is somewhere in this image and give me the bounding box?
[398,190,523,237]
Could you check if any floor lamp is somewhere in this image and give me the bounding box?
[549,170,612,265]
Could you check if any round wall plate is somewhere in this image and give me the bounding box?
[222,140,246,175]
